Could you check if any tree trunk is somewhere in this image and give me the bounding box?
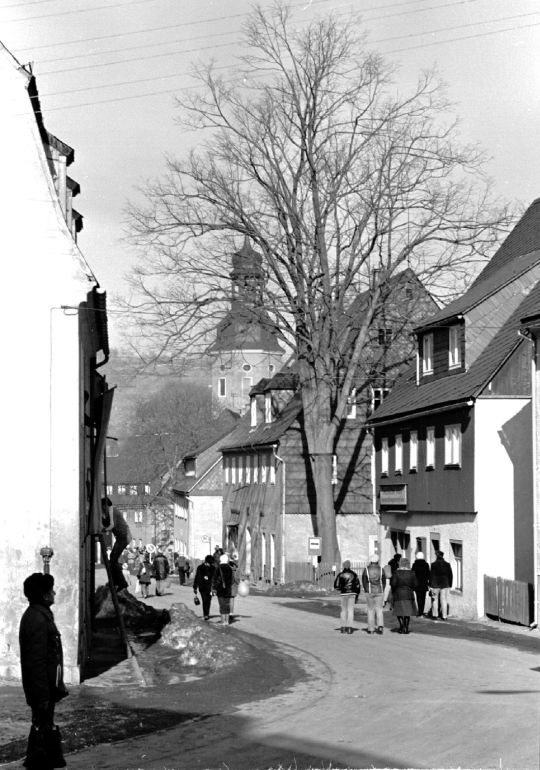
[311,451,340,565]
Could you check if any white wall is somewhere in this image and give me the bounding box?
[474,397,533,614]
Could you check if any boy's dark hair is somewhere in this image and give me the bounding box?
[23,573,54,603]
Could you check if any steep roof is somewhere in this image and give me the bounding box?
[369,279,540,423]
[219,392,303,451]
[417,201,540,330]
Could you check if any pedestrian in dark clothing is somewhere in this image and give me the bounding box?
[176,554,191,585]
[211,553,235,625]
[390,558,417,634]
[333,560,360,634]
[430,551,453,620]
[101,497,132,590]
[412,552,430,617]
[153,551,170,596]
[213,546,224,565]
[193,555,216,620]
[388,553,402,575]
[137,555,153,598]
[19,573,68,769]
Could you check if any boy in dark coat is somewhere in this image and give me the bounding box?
[19,572,68,769]
[193,555,216,620]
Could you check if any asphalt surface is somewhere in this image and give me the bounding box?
[3,582,540,770]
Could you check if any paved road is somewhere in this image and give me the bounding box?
[65,589,539,770]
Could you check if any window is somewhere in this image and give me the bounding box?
[346,388,357,419]
[430,533,440,562]
[106,484,113,495]
[117,484,126,495]
[426,427,435,468]
[270,457,276,484]
[450,541,463,590]
[144,483,151,495]
[250,397,257,428]
[134,510,143,523]
[242,376,253,396]
[243,363,252,372]
[245,457,251,484]
[218,377,226,397]
[224,457,230,484]
[184,459,196,477]
[332,454,338,485]
[238,456,244,484]
[265,392,272,423]
[422,333,434,374]
[444,424,461,466]
[381,437,389,475]
[394,434,403,474]
[449,326,461,368]
[253,455,259,484]
[129,485,138,496]
[378,327,392,346]
[390,530,410,557]
[268,364,275,374]
[409,431,418,471]
[261,454,267,484]
[231,457,237,485]
[371,387,390,411]
[122,511,127,521]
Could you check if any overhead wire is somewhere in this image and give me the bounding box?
[36,8,540,100]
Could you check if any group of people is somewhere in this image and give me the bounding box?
[334,550,453,635]
[193,547,241,625]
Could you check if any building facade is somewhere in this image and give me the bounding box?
[370,200,540,619]
[0,44,110,683]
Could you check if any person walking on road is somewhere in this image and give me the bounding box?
[153,550,170,596]
[137,555,153,599]
[390,557,417,634]
[212,553,235,625]
[411,551,430,617]
[362,554,386,635]
[333,560,360,635]
[176,554,191,586]
[193,555,216,620]
[429,551,453,620]
[19,572,68,770]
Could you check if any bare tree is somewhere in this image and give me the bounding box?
[125,3,512,562]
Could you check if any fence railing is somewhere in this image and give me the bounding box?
[484,575,533,626]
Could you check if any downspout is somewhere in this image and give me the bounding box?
[519,329,538,628]
[273,445,286,584]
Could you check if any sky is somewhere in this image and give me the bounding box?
[3,0,540,345]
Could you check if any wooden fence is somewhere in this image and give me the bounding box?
[484,575,533,626]
[284,561,367,590]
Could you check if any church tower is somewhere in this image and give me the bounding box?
[208,238,284,413]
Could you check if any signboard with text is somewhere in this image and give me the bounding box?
[308,537,322,555]
[379,484,408,507]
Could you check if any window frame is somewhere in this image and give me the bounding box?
[450,540,463,591]
[394,434,403,474]
[381,437,389,476]
[264,392,272,423]
[448,326,461,368]
[218,377,226,397]
[444,424,462,467]
[426,426,435,469]
[409,430,418,471]
[422,333,434,375]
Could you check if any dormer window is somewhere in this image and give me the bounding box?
[184,458,196,477]
[371,387,390,411]
[449,326,461,368]
[422,333,434,375]
[250,396,257,428]
[265,392,272,423]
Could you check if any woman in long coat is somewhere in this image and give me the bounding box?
[390,557,417,634]
[211,553,235,625]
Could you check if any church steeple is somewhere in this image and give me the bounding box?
[208,237,284,414]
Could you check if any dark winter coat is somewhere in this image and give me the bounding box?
[333,568,360,595]
[390,568,417,616]
[212,564,235,597]
[137,561,153,585]
[430,557,453,589]
[19,603,66,708]
[193,562,215,594]
[153,554,170,581]
[362,563,386,595]
[411,559,430,590]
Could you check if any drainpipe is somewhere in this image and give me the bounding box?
[518,328,538,628]
[273,445,286,584]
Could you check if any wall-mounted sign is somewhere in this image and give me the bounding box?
[308,536,322,555]
[380,484,407,507]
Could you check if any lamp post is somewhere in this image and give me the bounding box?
[40,545,54,574]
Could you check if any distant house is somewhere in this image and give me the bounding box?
[171,415,241,560]
[369,200,540,620]
[0,43,110,683]
[218,270,437,580]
